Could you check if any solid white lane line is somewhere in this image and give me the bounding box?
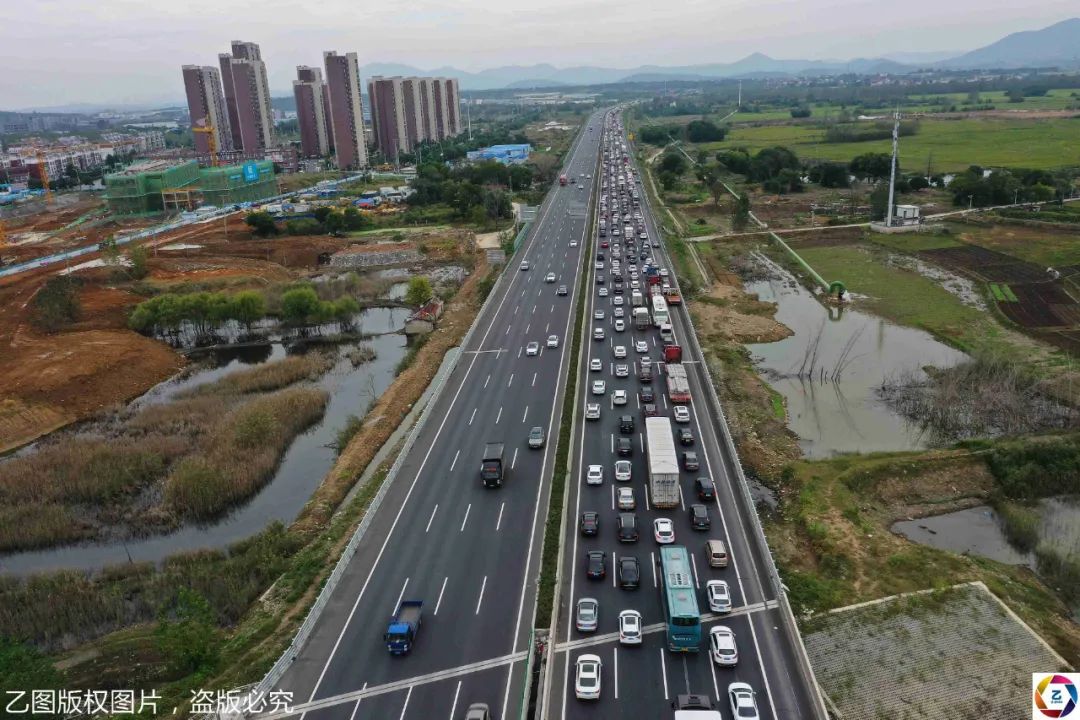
[709,646,721,702]
[475,575,488,614]
[450,450,460,472]
[448,681,462,720]
[460,504,471,532]
[659,649,669,700]
[469,408,477,425]
[511,447,519,470]
[610,483,615,510]
[611,550,617,588]
[644,483,651,512]
[680,484,686,511]
[651,551,658,588]
[497,502,505,531]
[435,577,448,615]
[690,553,700,589]
[495,406,502,424]
[425,504,438,534]
[613,647,619,700]
[392,578,409,614]
[398,686,412,720]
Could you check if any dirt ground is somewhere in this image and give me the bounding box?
[0,209,478,453]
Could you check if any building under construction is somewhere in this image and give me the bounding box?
[105,159,276,214]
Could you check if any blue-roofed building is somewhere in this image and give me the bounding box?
[466,144,532,165]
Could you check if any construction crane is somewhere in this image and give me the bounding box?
[192,118,218,167]
[35,150,52,204]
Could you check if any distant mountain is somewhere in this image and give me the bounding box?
[879,50,956,65]
[504,78,571,89]
[938,17,1080,69]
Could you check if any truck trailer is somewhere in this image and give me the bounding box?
[666,364,691,404]
[645,417,680,508]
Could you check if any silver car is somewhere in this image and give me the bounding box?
[576,597,599,632]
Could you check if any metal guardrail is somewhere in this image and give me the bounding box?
[627,129,830,720]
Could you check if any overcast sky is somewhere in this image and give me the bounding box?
[5,1,1078,109]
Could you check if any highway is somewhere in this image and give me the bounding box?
[545,113,820,718]
[272,110,606,720]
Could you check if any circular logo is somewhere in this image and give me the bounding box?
[1035,675,1078,718]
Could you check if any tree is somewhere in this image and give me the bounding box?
[405,276,433,307]
[658,171,678,191]
[907,175,930,192]
[32,277,81,332]
[869,184,890,220]
[686,119,726,142]
[790,106,812,118]
[658,151,688,175]
[232,290,266,329]
[709,180,726,208]
[156,588,220,675]
[127,244,149,280]
[716,150,750,175]
[281,286,323,324]
[748,147,799,183]
[324,210,346,236]
[810,162,850,188]
[245,211,278,237]
[731,194,751,231]
[849,153,894,183]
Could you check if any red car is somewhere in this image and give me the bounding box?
[600,240,609,248]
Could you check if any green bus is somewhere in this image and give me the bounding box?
[658,545,702,651]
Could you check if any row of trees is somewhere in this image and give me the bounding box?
[639,119,727,146]
[245,205,374,239]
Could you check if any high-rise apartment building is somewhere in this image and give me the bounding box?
[219,41,274,153]
[323,51,368,170]
[181,65,233,156]
[368,76,410,161]
[368,75,463,160]
[293,66,331,158]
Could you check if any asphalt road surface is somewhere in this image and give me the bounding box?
[546,114,819,719]
[272,110,607,720]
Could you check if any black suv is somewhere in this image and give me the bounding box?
[580,511,599,536]
[616,437,633,457]
[689,503,711,530]
[678,427,694,446]
[695,477,715,501]
[618,556,641,589]
[639,386,655,403]
[619,415,635,434]
[617,513,639,542]
[586,550,606,579]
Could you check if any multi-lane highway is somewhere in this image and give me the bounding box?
[545,114,820,718]
[273,110,606,720]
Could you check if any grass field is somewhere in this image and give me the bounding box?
[947,221,1080,267]
[700,117,1080,171]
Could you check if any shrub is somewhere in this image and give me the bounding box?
[32,276,81,332]
[156,588,220,675]
[244,211,278,237]
[987,436,1080,499]
[686,119,726,142]
[285,218,322,235]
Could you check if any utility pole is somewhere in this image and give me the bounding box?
[885,106,900,227]
[467,102,473,141]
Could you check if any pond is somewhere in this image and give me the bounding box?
[892,497,1080,571]
[744,258,968,458]
[0,307,409,576]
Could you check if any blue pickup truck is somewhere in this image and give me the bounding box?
[385,600,423,655]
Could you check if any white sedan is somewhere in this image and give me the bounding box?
[525,342,540,356]
[585,465,604,485]
[547,335,559,348]
[590,358,603,372]
[575,654,602,700]
[614,460,632,482]
[545,272,556,283]
[706,580,732,613]
[653,518,675,544]
[585,403,601,420]
[613,345,627,359]
[635,341,649,353]
[612,389,628,405]
[618,610,643,645]
[710,626,738,666]
[592,380,606,395]
[673,405,691,423]
[728,683,758,720]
